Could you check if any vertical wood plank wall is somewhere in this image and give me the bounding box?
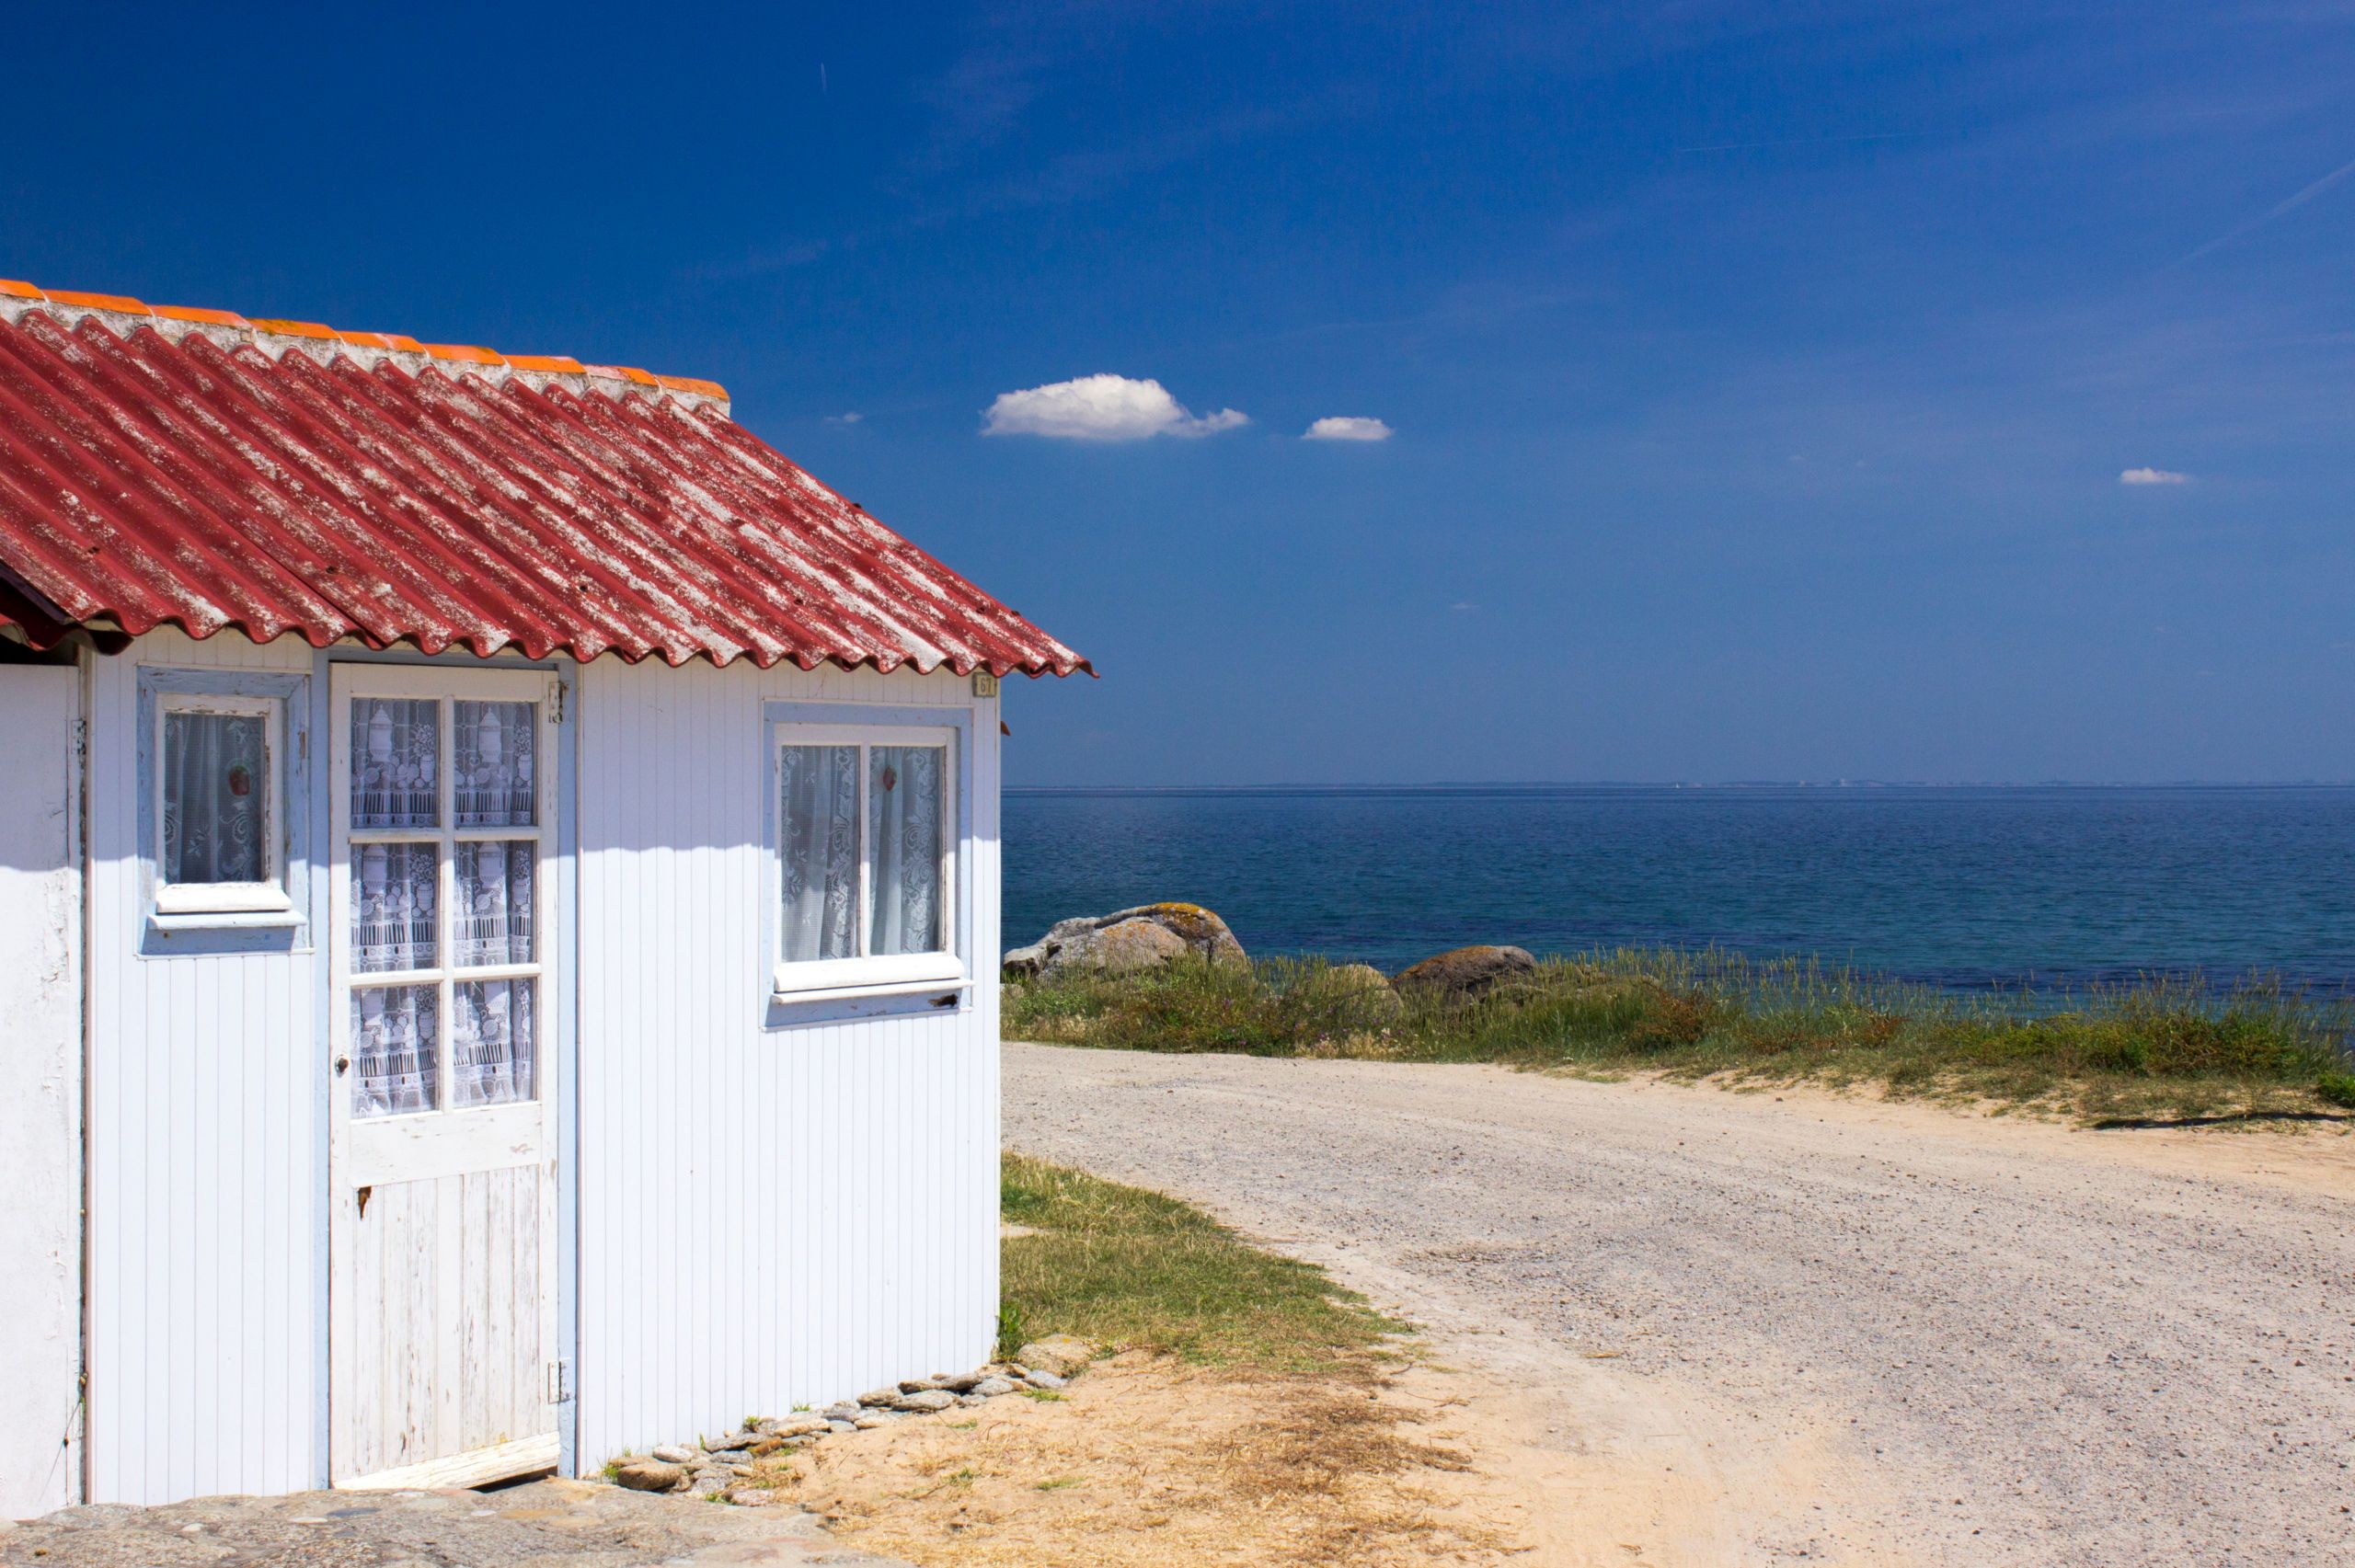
[86,629,319,1503]
[0,664,85,1517]
[574,658,1002,1466]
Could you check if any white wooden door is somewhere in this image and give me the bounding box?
[328,665,560,1490]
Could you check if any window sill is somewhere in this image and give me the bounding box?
[769,978,973,1007]
[148,906,305,933]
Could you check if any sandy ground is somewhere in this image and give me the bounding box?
[757,1352,1530,1567]
[1005,1044,2355,1567]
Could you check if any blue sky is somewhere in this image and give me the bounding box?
[7,3,2352,783]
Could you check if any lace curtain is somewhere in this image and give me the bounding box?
[163,710,267,884]
[353,842,437,973]
[351,986,436,1118]
[779,745,858,961]
[455,702,536,827]
[353,700,439,829]
[452,979,534,1107]
[867,745,945,955]
[455,841,534,967]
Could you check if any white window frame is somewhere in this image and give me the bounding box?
[770,721,963,998]
[153,690,293,916]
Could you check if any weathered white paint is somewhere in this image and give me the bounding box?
[573,657,1001,1466]
[0,662,85,1519]
[327,664,561,1488]
[84,628,319,1505]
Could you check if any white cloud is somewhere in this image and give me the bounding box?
[982,374,1248,441]
[825,411,864,425]
[2120,466,2191,486]
[1304,416,1394,442]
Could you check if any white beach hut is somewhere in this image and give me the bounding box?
[0,280,1088,1513]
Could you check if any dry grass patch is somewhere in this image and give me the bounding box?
[750,1157,1511,1565]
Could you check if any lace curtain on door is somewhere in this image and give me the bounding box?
[455,841,534,967]
[351,986,436,1117]
[163,710,267,884]
[779,745,858,961]
[454,702,535,827]
[867,745,945,955]
[353,842,437,972]
[452,979,534,1106]
[352,700,438,829]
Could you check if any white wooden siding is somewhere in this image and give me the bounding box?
[85,628,319,1505]
[574,657,1001,1466]
[0,664,85,1517]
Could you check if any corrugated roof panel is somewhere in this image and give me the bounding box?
[0,284,1091,677]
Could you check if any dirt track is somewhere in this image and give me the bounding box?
[1005,1044,2355,1566]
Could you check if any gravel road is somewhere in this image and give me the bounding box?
[1005,1044,2355,1566]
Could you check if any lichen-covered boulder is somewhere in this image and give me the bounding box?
[1005,903,1247,981]
[1394,944,1538,998]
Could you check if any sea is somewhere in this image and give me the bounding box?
[1003,785,2355,995]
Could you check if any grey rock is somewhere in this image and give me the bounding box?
[1016,1334,1095,1377]
[766,1415,829,1439]
[1024,1368,1069,1391]
[959,1392,990,1407]
[940,1370,987,1393]
[898,1377,942,1394]
[1008,904,1248,983]
[892,1389,959,1413]
[650,1444,695,1464]
[612,1458,687,1493]
[851,1413,892,1429]
[824,1402,864,1422]
[725,1487,776,1507]
[689,1469,731,1494]
[856,1387,902,1407]
[972,1376,1017,1397]
[827,1419,858,1435]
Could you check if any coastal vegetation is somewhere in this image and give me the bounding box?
[1005,949,2355,1123]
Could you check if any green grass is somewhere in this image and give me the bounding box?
[1005,951,2355,1123]
[999,1152,1403,1372]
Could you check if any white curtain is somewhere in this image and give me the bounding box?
[163,710,266,884]
[867,745,944,956]
[351,986,437,1118]
[353,841,437,973]
[454,701,536,828]
[452,979,534,1107]
[352,699,439,830]
[780,745,859,961]
[456,840,534,967]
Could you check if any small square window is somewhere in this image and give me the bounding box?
[773,724,959,995]
[155,692,290,916]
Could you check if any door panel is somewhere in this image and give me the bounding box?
[341,1167,546,1481]
[330,665,558,1490]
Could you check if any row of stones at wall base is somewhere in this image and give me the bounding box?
[607,1344,1097,1501]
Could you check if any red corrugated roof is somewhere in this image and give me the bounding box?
[0,282,1090,677]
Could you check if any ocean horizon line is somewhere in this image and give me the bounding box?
[1006,780,2355,795]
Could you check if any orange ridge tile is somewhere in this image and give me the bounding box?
[1,280,48,300]
[46,289,149,314]
[656,374,729,400]
[424,343,505,365]
[249,318,339,340]
[508,354,588,374]
[155,303,250,328]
